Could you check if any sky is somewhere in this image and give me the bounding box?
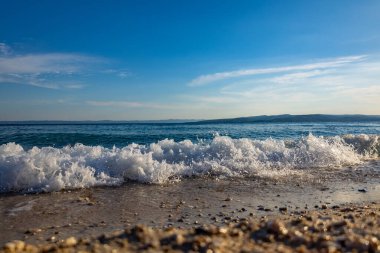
[1,0,380,120]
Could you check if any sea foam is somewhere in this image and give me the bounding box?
[0,134,378,193]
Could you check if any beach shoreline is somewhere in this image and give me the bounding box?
[1,161,379,251]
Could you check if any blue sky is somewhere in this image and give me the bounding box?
[1,0,380,120]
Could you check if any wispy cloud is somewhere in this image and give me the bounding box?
[216,57,380,107]
[87,100,145,107]
[0,98,75,105]
[188,55,366,86]
[86,100,170,109]
[0,43,12,55]
[0,43,104,89]
[102,69,131,79]
[179,95,240,104]
[0,73,87,89]
[0,53,99,74]
[270,69,331,84]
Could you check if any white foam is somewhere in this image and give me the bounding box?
[0,134,378,193]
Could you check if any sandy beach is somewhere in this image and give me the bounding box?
[1,202,379,252]
[1,161,379,252]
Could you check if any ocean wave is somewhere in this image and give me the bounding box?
[0,134,379,193]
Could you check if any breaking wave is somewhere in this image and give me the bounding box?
[0,134,379,193]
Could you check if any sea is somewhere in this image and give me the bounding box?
[0,122,379,193]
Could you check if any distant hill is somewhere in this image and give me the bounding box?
[194,114,380,124]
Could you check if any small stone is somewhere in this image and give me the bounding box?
[4,240,25,251]
[63,237,77,247]
[225,197,232,201]
[267,220,288,235]
[4,242,16,251]
[48,236,56,242]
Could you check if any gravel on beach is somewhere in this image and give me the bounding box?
[1,203,379,253]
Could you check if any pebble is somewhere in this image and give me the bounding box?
[63,237,77,247]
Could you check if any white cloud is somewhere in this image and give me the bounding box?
[118,71,129,78]
[0,43,103,89]
[86,100,170,109]
[188,55,366,86]
[213,56,380,114]
[179,95,240,104]
[63,83,85,89]
[87,100,144,107]
[270,69,331,84]
[102,69,131,79]
[0,53,98,74]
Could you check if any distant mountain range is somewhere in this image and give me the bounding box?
[193,114,380,124]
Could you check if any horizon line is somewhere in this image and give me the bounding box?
[1,113,380,123]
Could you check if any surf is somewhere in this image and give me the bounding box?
[0,134,378,193]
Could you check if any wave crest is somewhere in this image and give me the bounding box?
[0,134,378,192]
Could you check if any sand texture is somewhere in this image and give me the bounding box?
[1,202,379,253]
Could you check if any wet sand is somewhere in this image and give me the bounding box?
[2,202,379,252]
[0,161,379,251]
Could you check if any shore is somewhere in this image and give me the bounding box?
[1,162,379,252]
[1,202,379,252]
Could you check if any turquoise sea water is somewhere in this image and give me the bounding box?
[1,122,380,148]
